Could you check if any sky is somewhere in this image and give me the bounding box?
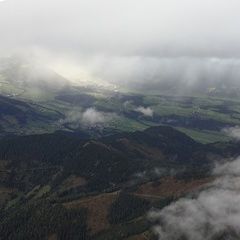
[1,0,240,91]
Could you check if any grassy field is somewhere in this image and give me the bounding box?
[0,75,239,143]
[176,127,231,144]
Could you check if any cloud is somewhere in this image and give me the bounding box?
[149,157,240,240]
[135,168,166,181]
[86,56,240,93]
[81,108,108,125]
[1,0,240,58]
[60,108,116,128]
[3,53,240,94]
[223,126,240,140]
[135,106,154,117]
[1,1,240,92]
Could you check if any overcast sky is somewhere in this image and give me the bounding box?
[1,0,240,90]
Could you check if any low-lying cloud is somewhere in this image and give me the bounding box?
[4,53,240,94]
[149,157,240,240]
[223,126,240,140]
[48,55,240,93]
[135,106,154,117]
[60,108,116,128]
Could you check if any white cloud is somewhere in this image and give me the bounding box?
[135,106,154,117]
[60,108,116,128]
[223,126,240,140]
[81,108,107,125]
[149,157,240,240]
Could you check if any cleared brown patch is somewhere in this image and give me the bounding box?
[0,187,15,194]
[48,234,57,240]
[117,138,165,160]
[126,232,151,240]
[126,234,147,240]
[62,175,87,189]
[0,160,7,168]
[135,177,213,199]
[83,141,110,150]
[64,191,119,234]
[0,186,16,205]
[0,160,9,175]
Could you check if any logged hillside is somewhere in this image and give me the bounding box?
[0,126,212,193]
[0,126,239,239]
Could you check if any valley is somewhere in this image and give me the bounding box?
[1,58,240,239]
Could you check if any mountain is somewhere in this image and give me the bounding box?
[0,126,238,239]
[0,126,207,193]
[0,57,68,95]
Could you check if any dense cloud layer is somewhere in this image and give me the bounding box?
[149,157,240,240]
[1,0,240,91]
[1,0,240,57]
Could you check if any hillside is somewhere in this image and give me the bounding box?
[0,95,62,137]
[0,126,238,239]
[0,126,208,193]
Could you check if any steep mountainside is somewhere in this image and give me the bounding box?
[0,126,210,193]
[0,126,238,239]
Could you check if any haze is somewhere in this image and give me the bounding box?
[1,0,240,91]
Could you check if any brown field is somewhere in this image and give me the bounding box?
[63,177,213,237]
[48,234,57,240]
[0,186,16,205]
[135,177,212,199]
[116,138,165,161]
[61,175,87,190]
[126,232,150,240]
[64,191,119,234]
